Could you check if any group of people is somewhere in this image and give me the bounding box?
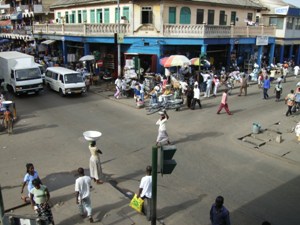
[20,139,105,224]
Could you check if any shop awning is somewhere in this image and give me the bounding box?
[41,40,56,45]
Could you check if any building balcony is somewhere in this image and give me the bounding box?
[32,23,276,39]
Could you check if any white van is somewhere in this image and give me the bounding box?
[45,67,86,96]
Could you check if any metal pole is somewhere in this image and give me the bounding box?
[0,185,4,224]
[117,0,121,77]
[151,146,158,225]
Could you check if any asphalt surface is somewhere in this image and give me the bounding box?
[0,74,299,225]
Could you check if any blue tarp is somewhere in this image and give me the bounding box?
[10,12,22,20]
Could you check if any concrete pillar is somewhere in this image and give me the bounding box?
[269,43,275,66]
[227,43,234,68]
[257,45,263,67]
[84,42,90,56]
[279,45,285,63]
[296,45,300,65]
[62,40,67,65]
[289,45,294,60]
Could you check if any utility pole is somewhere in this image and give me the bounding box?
[117,0,121,77]
[151,146,158,225]
[0,186,4,224]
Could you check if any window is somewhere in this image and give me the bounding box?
[286,17,294,29]
[296,18,300,30]
[219,10,227,25]
[169,7,176,24]
[247,13,253,21]
[230,11,236,25]
[141,6,152,24]
[57,12,61,23]
[97,9,103,23]
[78,10,82,23]
[83,10,87,23]
[65,12,69,23]
[115,7,120,23]
[104,8,110,23]
[123,7,129,22]
[196,9,204,24]
[269,17,284,29]
[207,10,214,25]
[180,7,191,24]
[71,11,76,23]
[90,9,95,24]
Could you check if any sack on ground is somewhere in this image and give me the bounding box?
[129,194,144,213]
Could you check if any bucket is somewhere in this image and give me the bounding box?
[252,123,261,134]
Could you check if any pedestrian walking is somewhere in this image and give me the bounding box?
[3,105,13,134]
[294,86,300,111]
[114,76,122,99]
[186,85,194,108]
[285,90,295,116]
[156,110,171,146]
[21,163,42,203]
[274,81,283,102]
[217,90,232,115]
[89,141,104,184]
[191,82,202,110]
[213,75,220,97]
[137,165,152,220]
[30,179,55,225]
[204,76,212,98]
[294,65,299,77]
[75,167,94,223]
[238,74,248,96]
[210,196,230,225]
[263,75,271,99]
[258,71,264,89]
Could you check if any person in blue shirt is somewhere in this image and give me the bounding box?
[210,196,231,225]
[263,75,271,99]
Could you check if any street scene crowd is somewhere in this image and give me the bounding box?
[0,40,300,225]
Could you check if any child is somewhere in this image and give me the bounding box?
[21,163,42,203]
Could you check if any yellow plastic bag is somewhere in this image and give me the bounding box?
[129,194,144,213]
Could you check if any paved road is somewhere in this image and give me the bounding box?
[0,76,299,225]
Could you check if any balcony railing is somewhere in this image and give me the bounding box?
[32,23,276,38]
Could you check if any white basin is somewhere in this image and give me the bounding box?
[83,131,102,141]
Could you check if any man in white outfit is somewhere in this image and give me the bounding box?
[75,168,94,223]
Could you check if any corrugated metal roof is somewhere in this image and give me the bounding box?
[51,0,264,9]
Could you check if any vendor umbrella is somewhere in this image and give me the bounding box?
[159,57,169,66]
[190,58,211,66]
[164,55,191,68]
[79,55,95,61]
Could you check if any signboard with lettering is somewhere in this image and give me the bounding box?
[275,6,289,15]
[256,36,269,46]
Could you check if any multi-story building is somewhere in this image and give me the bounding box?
[259,0,300,64]
[0,0,53,41]
[2,0,300,75]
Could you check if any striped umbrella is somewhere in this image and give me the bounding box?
[159,57,169,66]
[163,55,191,68]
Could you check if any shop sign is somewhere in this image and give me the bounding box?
[117,33,124,44]
[97,60,103,67]
[256,36,268,46]
[275,6,289,15]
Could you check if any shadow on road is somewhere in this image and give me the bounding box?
[174,132,223,144]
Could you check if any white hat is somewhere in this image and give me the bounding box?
[194,81,198,86]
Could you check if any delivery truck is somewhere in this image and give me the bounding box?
[0,51,43,95]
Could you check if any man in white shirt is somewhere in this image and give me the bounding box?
[137,166,152,199]
[75,167,93,223]
[294,65,299,77]
[191,82,202,109]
